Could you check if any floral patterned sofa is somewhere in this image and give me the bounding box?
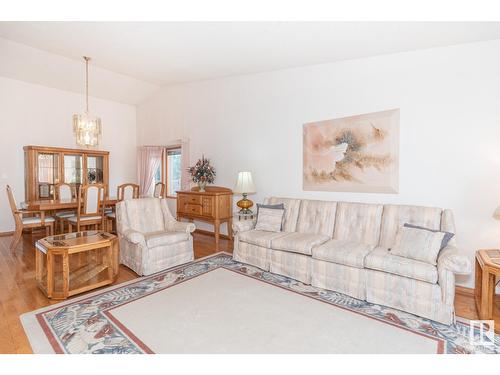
[232,197,471,325]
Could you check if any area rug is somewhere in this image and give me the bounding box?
[21,252,499,354]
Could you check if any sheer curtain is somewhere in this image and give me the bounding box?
[137,146,163,196]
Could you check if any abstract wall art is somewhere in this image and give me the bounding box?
[303,109,399,193]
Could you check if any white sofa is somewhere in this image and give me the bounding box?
[233,197,471,325]
[116,197,195,276]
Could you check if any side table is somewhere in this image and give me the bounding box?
[475,249,500,332]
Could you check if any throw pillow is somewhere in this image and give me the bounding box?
[254,207,285,232]
[390,224,455,265]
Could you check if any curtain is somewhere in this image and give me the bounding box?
[180,138,190,190]
[137,146,163,196]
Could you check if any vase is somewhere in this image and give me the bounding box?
[198,181,207,192]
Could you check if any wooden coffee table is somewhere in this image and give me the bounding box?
[475,249,500,331]
[35,231,119,300]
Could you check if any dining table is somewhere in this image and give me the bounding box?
[22,197,119,211]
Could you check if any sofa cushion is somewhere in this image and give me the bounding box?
[144,231,189,248]
[125,198,165,233]
[390,224,452,265]
[271,232,330,255]
[379,204,442,248]
[265,197,301,232]
[254,207,285,232]
[296,199,337,236]
[312,239,375,268]
[333,202,383,245]
[365,247,438,284]
[239,230,288,248]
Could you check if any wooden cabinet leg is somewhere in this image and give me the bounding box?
[227,218,233,241]
[214,220,220,250]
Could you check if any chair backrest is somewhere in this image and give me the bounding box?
[77,184,104,217]
[118,183,140,201]
[121,197,165,233]
[6,185,21,225]
[153,182,165,198]
[55,183,73,200]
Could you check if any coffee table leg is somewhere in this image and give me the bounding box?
[47,253,53,298]
[62,253,69,298]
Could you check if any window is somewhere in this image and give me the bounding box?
[166,148,181,197]
[151,146,182,197]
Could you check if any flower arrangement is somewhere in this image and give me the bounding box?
[188,156,216,191]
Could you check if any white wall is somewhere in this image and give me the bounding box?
[0,76,137,231]
[137,39,500,288]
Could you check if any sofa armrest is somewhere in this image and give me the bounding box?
[167,221,196,233]
[122,229,146,245]
[233,219,256,234]
[437,245,471,275]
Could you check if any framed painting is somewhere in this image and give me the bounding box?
[303,109,399,193]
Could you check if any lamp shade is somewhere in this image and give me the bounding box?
[494,206,500,220]
[233,171,256,194]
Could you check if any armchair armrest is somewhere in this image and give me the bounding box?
[233,219,256,234]
[437,245,471,275]
[122,229,146,245]
[167,221,196,234]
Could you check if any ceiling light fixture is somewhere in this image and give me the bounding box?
[73,56,102,148]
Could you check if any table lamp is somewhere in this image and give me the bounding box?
[234,171,256,214]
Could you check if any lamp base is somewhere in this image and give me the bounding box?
[237,194,254,214]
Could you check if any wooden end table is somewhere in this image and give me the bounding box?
[475,249,500,331]
[35,231,118,300]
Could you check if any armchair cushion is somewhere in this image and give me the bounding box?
[437,245,471,275]
[145,231,189,248]
[167,221,196,233]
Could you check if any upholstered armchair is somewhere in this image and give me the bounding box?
[116,197,195,275]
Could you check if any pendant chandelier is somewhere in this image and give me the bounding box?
[73,56,102,147]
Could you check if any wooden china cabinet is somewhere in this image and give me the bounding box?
[24,145,109,201]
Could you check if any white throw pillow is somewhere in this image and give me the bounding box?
[390,225,447,265]
[254,207,285,232]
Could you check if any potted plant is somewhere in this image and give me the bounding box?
[188,156,216,192]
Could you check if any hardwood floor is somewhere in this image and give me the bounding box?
[0,230,233,353]
[0,230,497,353]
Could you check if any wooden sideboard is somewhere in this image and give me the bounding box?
[176,186,233,247]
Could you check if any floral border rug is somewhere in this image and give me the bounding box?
[21,252,499,354]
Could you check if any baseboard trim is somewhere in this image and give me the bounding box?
[0,231,14,237]
[194,229,231,240]
[456,285,474,297]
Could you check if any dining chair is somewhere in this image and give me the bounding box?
[153,182,165,198]
[54,183,76,233]
[6,185,55,250]
[65,184,105,232]
[106,183,139,232]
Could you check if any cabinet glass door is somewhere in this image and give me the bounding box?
[37,152,59,199]
[64,154,83,189]
[86,155,104,184]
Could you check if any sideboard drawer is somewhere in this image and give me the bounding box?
[184,195,202,205]
[184,204,202,216]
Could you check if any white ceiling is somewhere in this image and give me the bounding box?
[1,22,500,104]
